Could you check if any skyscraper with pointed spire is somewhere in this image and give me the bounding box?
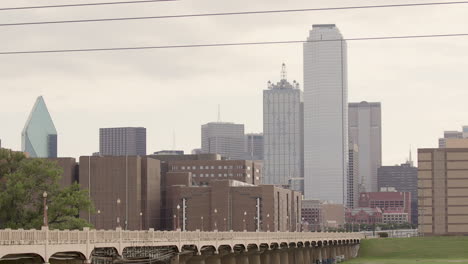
[22,96,58,158]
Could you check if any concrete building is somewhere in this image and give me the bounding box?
[201,122,245,160]
[348,102,382,192]
[301,200,322,231]
[303,24,348,203]
[79,156,161,230]
[359,191,412,223]
[345,207,383,225]
[167,159,262,185]
[382,210,409,224]
[439,130,463,148]
[22,96,58,158]
[164,176,302,232]
[419,145,468,235]
[348,144,359,208]
[322,203,345,229]
[47,158,79,187]
[245,133,264,161]
[263,64,303,189]
[378,162,418,225]
[99,127,146,156]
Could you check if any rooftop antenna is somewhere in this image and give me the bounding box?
[281,63,287,80]
[217,104,221,122]
[409,145,413,166]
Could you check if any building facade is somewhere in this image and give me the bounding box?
[99,127,146,156]
[201,122,245,160]
[263,65,303,189]
[301,200,322,232]
[359,191,412,223]
[245,133,264,161]
[79,156,161,230]
[348,102,382,192]
[345,207,383,225]
[348,144,359,208]
[22,96,58,158]
[303,24,348,203]
[419,147,468,235]
[378,162,418,225]
[164,177,302,232]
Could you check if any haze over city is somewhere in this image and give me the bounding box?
[2,0,468,165]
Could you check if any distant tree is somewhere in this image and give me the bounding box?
[0,152,94,230]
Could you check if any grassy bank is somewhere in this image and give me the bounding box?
[346,236,468,264]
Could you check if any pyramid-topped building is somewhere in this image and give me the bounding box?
[21,96,58,158]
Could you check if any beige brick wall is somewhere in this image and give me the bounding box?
[418,152,432,161]
[448,189,468,196]
[448,197,468,206]
[419,171,432,179]
[448,207,468,214]
[448,225,468,233]
[447,152,468,160]
[418,189,433,197]
[418,179,432,188]
[419,198,433,206]
[418,162,432,170]
[421,224,432,233]
[447,179,468,188]
[447,171,468,179]
[448,216,468,224]
[448,162,468,170]
[419,215,433,224]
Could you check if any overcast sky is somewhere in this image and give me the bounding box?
[1,0,468,165]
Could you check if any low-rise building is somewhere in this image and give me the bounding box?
[382,210,409,224]
[345,207,383,225]
[359,191,412,223]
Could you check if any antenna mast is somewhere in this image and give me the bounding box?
[217,104,221,122]
[281,63,287,80]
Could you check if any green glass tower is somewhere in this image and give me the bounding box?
[21,96,58,158]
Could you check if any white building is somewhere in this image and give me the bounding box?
[349,102,382,192]
[201,122,245,160]
[263,64,303,188]
[303,24,348,203]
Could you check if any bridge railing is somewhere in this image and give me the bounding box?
[0,228,363,246]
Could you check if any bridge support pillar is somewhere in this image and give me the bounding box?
[288,248,295,264]
[331,245,337,263]
[260,249,271,264]
[187,255,206,264]
[303,247,311,264]
[280,249,289,264]
[206,255,222,264]
[236,252,249,264]
[247,251,261,264]
[316,247,322,264]
[271,249,281,264]
[220,254,236,264]
[322,247,329,264]
[295,247,304,264]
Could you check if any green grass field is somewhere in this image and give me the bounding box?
[345,236,468,264]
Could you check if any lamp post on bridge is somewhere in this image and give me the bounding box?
[43,191,48,227]
[139,212,143,230]
[224,218,227,231]
[266,214,270,232]
[97,209,101,230]
[214,208,218,231]
[243,211,247,231]
[176,204,180,230]
[201,216,204,231]
[116,198,121,229]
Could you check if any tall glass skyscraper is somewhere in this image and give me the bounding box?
[22,96,58,158]
[263,64,303,188]
[201,122,245,160]
[303,24,348,203]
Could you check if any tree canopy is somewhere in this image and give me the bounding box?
[0,149,94,230]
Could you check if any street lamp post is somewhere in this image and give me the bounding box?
[176,204,180,230]
[201,216,204,231]
[97,209,101,230]
[43,191,48,227]
[139,212,143,230]
[243,211,247,231]
[266,214,270,232]
[117,198,121,228]
[214,208,218,231]
[224,218,227,231]
[173,215,176,231]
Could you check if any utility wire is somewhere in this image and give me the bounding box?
[1,1,468,27]
[0,33,467,55]
[0,0,177,12]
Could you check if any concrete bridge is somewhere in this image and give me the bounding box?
[0,227,363,264]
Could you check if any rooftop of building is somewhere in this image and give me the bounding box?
[313,24,336,28]
[360,191,410,200]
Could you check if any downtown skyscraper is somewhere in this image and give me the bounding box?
[303,24,348,203]
[99,127,147,156]
[263,64,304,189]
[349,101,382,193]
[201,122,245,160]
[22,96,58,158]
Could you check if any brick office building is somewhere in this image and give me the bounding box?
[79,156,161,230]
[345,207,383,225]
[359,191,412,223]
[164,172,301,232]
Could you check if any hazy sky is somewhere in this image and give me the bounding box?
[2,0,468,165]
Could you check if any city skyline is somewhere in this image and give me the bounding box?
[2,0,468,165]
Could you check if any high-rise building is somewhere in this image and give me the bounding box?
[349,102,382,192]
[99,127,146,156]
[378,162,418,225]
[439,130,463,148]
[419,144,468,235]
[303,24,348,203]
[348,144,359,208]
[22,96,58,158]
[201,122,245,160]
[263,64,303,187]
[245,133,264,161]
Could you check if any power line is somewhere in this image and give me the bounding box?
[1,33,468,55]
[1,1,468,27]
[0,0,177,12]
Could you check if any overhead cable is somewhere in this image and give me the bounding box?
[1,33,467,55]
[1,1,468,27]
